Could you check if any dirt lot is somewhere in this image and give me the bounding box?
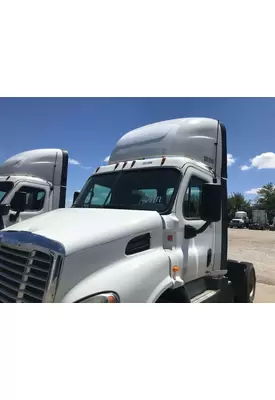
[228,228,275,302]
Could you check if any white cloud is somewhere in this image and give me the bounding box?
[69,158,93,170]
[104,156,110,163]
[245,188,261,195]
[69,158,80,165]
[240,165,250,171]
[241,152,275,170]
[227,153,236,167]
[81,166,93,170]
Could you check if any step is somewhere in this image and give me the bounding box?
[191,289,219,303]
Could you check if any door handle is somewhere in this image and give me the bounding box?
[206,249,212,267]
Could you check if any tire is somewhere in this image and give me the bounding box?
[239,262,256,302]
[227,260,256,303]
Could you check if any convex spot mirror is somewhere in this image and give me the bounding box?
[73,191,80,203]
[0,204,10,216]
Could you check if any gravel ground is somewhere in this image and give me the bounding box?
[228,228,275,302]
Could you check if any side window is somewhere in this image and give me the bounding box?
[183,176,206,219]
[11,186,46,212]
[83,184,111,207]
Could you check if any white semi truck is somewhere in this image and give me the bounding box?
[0,149,69,229]
[0,117,256,303]
[229,211,248,229]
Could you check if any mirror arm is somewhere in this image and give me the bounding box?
[196,221,212,235]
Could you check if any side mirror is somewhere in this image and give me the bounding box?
[10,191,27,213]
[73,191,80,203]
[0,204,10,216]
[200,183,222,222]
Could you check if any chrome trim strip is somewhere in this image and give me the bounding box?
[43,256,64,303]
[0,231,65,254]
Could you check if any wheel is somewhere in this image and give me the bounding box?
[227,260,256,303]
[237,262,256,302]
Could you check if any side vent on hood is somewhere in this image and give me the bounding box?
[125,233,151,256]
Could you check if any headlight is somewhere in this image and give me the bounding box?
[78,292,119,303]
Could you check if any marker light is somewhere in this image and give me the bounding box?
[172,265,179,273]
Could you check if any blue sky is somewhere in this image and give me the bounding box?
[0,98,274,204]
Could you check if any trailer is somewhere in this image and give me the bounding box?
[249,209,269,230]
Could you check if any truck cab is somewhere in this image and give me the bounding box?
[0,149,68,229]
[229,211,248,229]
[0,118,256,303]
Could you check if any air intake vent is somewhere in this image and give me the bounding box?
[125,233,151,255]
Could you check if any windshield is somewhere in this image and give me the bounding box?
[0,181,13,203]
[73,168,181,213]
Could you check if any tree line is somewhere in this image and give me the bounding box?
[228,183,275,223]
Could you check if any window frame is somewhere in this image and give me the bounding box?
[10,185,46,212]
[183,175,207,221]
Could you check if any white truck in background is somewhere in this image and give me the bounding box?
[229,211,248,229]
[0,149,69,230]
[0,117,256,303]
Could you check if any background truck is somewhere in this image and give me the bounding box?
[249,209,268,230]
[0,117,256,303]
[229,211,248,229]
[0,149,69,229]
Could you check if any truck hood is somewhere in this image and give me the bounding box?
[3,208,163,255]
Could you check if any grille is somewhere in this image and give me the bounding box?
[0,243,54,303]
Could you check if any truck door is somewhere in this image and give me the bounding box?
[177,166,215,282]
[4,183,51,228]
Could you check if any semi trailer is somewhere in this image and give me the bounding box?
[0,117,256,303]
[249,209,269,230]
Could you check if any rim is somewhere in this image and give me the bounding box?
[249,271,256,302]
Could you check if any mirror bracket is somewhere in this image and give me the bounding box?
[196,221,212,235]
[184,225,197,239]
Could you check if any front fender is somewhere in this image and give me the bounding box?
[58,248,173,303]
[146,276,175,303]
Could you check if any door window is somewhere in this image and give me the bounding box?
[10,186,46,211]
[183,176,207,219]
